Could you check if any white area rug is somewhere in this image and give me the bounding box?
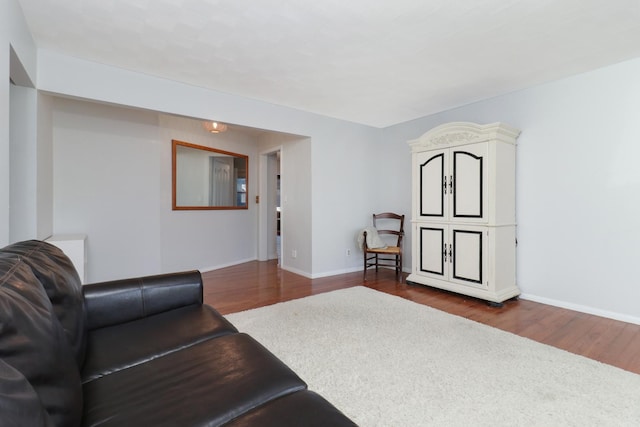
[226,287,640,426]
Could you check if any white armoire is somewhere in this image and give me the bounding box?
[406,122,520,305]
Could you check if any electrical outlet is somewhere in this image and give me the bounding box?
[292,249,297,258]
[346,249,351,256]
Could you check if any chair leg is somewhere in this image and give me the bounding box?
[363,252,367,281]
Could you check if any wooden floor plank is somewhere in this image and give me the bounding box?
[202,261,640,375]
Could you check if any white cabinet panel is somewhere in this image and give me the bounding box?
[453,145,486,220]
[451,227,484,285]
[417,225,446,277]
[418,150,446,218]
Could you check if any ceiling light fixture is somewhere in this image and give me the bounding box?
[202,121,228,133]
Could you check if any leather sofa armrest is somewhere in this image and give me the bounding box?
[83,270,203,330]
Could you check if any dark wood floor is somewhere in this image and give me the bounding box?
[203,260,640,376]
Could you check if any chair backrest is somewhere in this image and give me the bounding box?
[372,212,404,247]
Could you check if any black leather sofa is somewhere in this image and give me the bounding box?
[0,240,356,426]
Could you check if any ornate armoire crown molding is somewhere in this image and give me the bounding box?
[408,122,520,152]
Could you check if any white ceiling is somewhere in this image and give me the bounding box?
[17,0,640,128]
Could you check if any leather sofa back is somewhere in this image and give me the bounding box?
[83,271,203,330]
[2,240,86,367]
[0,251,83,427]
[0,357,54,426]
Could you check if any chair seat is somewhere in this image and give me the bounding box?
[367,246,400,255]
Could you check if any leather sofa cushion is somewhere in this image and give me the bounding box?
[81,304,237,383]
[0,254,82,427]
[2,240,86,367]
[223,390,357,427]
[82,333,306,427]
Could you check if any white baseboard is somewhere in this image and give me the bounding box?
[520,293,640,326]
[310,265,411,279]
[280,265,313,278]
[199,257,257,273]
[200,260,355,278]
[310,266,363,279]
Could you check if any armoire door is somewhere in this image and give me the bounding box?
[415,224,448,280]
[416,149,448,220]
[451,144,487,222]
[449,226,486,287]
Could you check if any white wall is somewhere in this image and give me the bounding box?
[9,87,53,242]
[157,114,259,274]
[253,121,381,278]
[310,122,381,276]
[257,133,312,270]
[1,0,38,247]
[280,136,312,275]
[0,42,8,247]
[38,49,378,280]
[52,98,264,282]
[382,58,640,323]
[53,99,164,281]
[36,93,54,239]
[9,84,37,242]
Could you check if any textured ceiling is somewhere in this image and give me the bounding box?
[17,0,640,127]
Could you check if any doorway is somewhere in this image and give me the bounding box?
[276,173,281,264]
[258,148,282,264]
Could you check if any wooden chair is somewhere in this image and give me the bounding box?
[363,212,404,280]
